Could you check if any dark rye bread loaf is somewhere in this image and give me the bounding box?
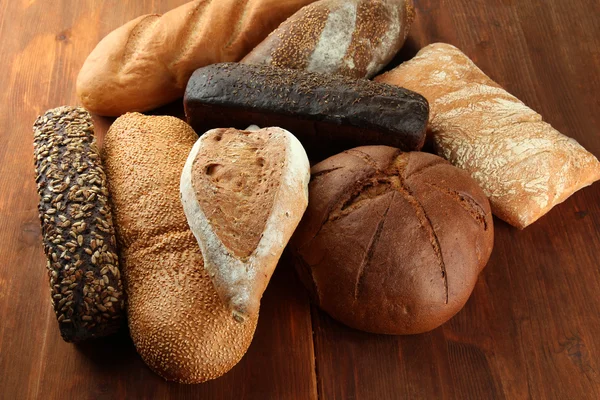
[289,146,494,335]
[184,63,428,160]
[33,106,124,342]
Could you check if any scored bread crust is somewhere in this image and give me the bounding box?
[290,146,494,335]
[375,43,600,229]
[76,0,318,116]
[180,127,310,322]
[103,113,257,383]
[242,0,415,78]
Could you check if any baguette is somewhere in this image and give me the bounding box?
[103,113,257,383]
[76,0,317,116]
[33,106,124,342]
[180,127,310,322]
[184,63,429,160]
[242,0,415,79]
[376,43,600,228]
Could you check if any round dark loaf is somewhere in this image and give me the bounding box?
[289,146,494,335]
[184,63,429,161]
[33,106,124,342]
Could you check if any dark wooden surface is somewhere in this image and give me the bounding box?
[1,0,599,399]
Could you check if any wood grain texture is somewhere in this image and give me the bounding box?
[0,1,316,399]
[0,0,598,399]
[313,0,600,399]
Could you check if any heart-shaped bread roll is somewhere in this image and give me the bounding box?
[180,127,310,321]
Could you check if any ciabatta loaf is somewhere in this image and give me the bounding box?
[181,127,310,322]
[376,43,600,229]
[76,0,317,116]
[242,0,415,79]
[103,113,257,383]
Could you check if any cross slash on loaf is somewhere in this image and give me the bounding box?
[290,146,494,334]
[181,126,310,322]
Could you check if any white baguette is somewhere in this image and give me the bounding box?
[77,0,317,116]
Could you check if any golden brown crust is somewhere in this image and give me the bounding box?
[76,0,318,116]
[290,146,493,335]
[103,113,257,383]
[376,43,600,229]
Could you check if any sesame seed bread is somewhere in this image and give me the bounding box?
[184,63,429,161]
[290,146,494,335]
[33,106,125,343]
[76,0,317,116]
[180,127,310,322]
[103,113,257,383]
[375,43,600,229]
[242,0,415,79]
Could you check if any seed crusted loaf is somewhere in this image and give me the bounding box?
[180,127,310,322]
[33,106,124,343]
[76,0,318,116]
[242,0,415,79]
[375,43,600,229]
[103,113,257,383]
[184,63,429,160]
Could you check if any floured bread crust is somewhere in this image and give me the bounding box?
[376,43,600,228]
[242,0,415,79]
[181,127,310,321]
[191,128,287,258]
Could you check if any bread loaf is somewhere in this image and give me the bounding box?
[76,0,317,116]
[103,113,257,383]
[375,43,600,229]
[290,146,494,335]
[180,127,310,322]
[242,0,415,79]
[184,63,429,160]
[33,106,124,342]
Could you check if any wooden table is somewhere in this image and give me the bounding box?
[1,1,599,398]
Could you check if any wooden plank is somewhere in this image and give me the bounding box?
[312,0,600,399]
[2,0,600,398]
[0,1,316,399]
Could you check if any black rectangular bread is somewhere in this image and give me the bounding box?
[184,63,429,160]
